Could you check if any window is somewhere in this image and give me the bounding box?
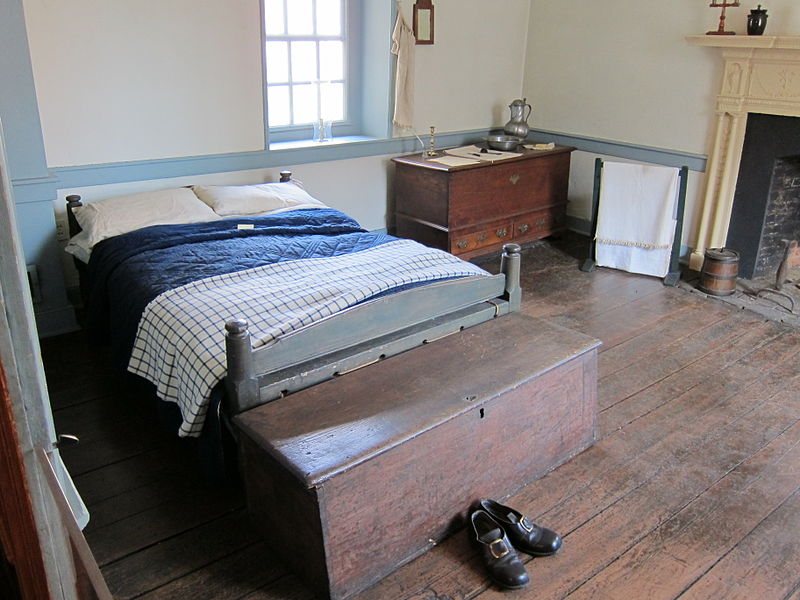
[263,0,393,145]
[264,0,345,130]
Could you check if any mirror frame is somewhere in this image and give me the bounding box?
[413,0,434,45]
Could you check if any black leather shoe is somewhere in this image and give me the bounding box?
[470,509,529,590]
[478,499,562,556]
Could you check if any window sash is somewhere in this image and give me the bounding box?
[264,0,358,140]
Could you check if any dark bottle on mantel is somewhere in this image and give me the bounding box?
[747,5,768,35]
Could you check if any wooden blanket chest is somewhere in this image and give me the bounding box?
[233,313,599,599]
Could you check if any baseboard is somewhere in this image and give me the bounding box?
[566,216,592,237]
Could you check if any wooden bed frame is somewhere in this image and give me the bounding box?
[65,171,522,423]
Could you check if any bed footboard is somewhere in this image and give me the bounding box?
[225,243,522,415]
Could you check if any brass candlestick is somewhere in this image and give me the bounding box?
[707,1,740,35]
[427,126,439,157]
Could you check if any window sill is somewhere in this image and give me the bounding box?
[268,135,376,150]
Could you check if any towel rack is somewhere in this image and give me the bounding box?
[580,158,689,287]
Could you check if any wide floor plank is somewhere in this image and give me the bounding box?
[136,542,282,600]
[677,486,800,600]
[565,418,800,599]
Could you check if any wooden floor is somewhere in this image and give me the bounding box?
[42,234,800,600]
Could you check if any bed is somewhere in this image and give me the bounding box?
[64,171,522,452]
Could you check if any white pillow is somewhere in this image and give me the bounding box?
[63,231,92,263]
[72,187,219,248]
[191,181,327,217]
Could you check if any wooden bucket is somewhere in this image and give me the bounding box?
[698,248,739,296]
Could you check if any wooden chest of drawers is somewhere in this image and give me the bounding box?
[392,146,574,259]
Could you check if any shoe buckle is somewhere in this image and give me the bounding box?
[519,517,534,533]
[489,538,510,559]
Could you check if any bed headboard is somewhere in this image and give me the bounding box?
[63,170,295,238]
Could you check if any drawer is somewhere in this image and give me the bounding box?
[514,206,567,239]
[450,220,513,254]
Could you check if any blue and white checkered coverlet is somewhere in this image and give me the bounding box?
[127,239,490,436]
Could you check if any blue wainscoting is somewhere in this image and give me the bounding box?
[51,130,706,190]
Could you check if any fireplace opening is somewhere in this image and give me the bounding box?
[727,113,800,280]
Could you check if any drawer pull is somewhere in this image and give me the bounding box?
[496,228,508,238]
[456,240,469,249]
[536,218,547,227]
[477,233,488,242]
[509,174,520,185]
[518,223,530,234]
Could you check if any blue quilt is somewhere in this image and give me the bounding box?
[85,208,397,368]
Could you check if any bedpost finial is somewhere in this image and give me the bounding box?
[225,319,249,336]
[279,170,292,182]
[500,243,522,313]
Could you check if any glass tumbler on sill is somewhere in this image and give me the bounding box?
[314,119,333,143]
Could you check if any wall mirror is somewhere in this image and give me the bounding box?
[413,0,434,45]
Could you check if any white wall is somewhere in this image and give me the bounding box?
[396,0,531,133]
[23,0,265,166]
[24,0,531,167]
[524,0,800,242]
[525,0,799,152]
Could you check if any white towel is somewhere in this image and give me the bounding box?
[391,10,415,131]
[595,162,679,278]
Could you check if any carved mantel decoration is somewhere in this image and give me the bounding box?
[687,35,800,271]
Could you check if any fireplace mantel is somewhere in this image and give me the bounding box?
[687,35,800,272]
[686,35,800,50]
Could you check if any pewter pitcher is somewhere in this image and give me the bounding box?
[503,98,532,139]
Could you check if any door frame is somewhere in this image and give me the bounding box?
[0,359,49,598]
[0,115,80,598]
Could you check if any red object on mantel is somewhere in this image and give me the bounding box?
[707,0,741,35]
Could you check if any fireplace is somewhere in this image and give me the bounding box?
[685,35,800,274]
[727,113,800,279]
